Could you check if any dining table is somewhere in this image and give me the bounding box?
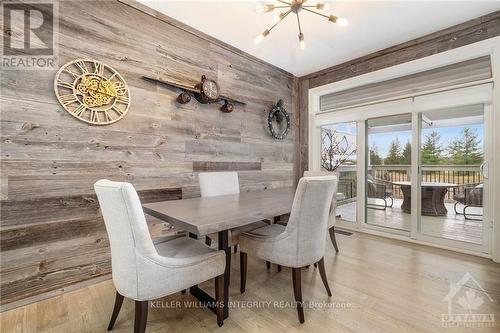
[142,187,296,319]
[393,181,459,216]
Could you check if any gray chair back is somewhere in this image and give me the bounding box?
[199,172,240,197]
[285,176,337,265]
[303,170,338,227]
[94,180,156,298]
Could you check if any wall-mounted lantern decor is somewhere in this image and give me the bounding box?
[268,99,290,140]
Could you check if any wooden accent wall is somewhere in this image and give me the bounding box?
[0,0,297,309]
[298,11,500,177]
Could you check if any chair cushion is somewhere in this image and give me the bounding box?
[245,223,286,237]
[131,236,225,300]
[155,236,218,259]
[230,221,270,246]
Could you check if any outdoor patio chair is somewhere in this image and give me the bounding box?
[453,182,483,220]
[367,174,394,210]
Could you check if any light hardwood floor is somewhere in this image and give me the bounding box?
[1,232,499,333]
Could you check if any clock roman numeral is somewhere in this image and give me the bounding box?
[57,79,73,90]
[59,94,78,106]
[103,111,113,122]
[64,67,79,79]
[111,105,124,116]
[115,95,129,104]
[75,60,89,74]
[73,104,87,117]
[90,110,100,123]
[93,61,104,76]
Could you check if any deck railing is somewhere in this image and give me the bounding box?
[335,164,482,201]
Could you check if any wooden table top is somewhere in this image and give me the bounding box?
[393,181,458,187]
[142,187,295,235]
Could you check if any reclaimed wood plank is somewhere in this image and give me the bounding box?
[192,161,261,172]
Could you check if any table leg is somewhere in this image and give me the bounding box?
[218,230,230,319]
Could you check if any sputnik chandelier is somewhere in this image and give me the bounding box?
[255,0,348,49]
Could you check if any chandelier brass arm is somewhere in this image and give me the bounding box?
[255,0,348,49]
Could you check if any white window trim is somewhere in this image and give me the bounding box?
[307,36,500,262]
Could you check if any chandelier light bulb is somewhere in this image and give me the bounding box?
[316,3,330,11]
[337,17,348,26]
[255,30,270,44]
[299,33,305,50]
[256,4,275,13]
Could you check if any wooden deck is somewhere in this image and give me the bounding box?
[337,198,483,244]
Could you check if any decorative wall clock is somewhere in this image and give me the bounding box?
[268,99,290,140]
[54,59,131,125]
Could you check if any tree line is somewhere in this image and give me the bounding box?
[370,128,483,165]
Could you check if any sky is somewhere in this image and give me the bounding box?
[323,122,484,159]
[370,124,484,158]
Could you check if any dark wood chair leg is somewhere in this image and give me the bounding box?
[134,301,148,333]
[234,245,238,253]
[329,226,339,253]
[317,257,332,296]
[266,261,271,269]
[215,273,225,327]
[218,230,230,319]
[205,236,212,246]
[277,264,282,272]
[107,292,124,331]
[240,252,247,293]
[292,267,305,323]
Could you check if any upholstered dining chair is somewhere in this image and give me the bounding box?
[303,170,340,253]
[239,176,338,323]
[94,180,226,333]
[199,172,269,255]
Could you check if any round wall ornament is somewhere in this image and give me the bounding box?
[268,99,290,140]
[54,59,130,125]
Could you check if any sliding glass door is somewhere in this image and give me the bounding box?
[418,104,488,247]
[313,83,492,254]
[320,122,357,223]
[366,114,412,232]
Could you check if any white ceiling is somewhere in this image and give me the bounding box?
[139,1,500,77]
